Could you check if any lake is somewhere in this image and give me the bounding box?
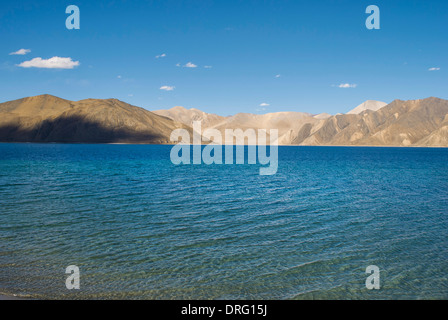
[0,143,447,299]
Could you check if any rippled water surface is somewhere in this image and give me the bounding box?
[0,143,447,299]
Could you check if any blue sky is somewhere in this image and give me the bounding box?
[1,0,447,115]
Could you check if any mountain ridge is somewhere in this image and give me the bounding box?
[1,95,447,147]
[154,97,448,147]
[347,100,388,115]
[0,95,190,144]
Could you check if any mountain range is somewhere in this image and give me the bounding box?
[0,95,190,144]
[1,95,447,147]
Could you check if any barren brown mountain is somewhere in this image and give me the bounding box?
[152,97,448,147]
[0,94,190,143]
[297,97,448,147]
[347,100,387,115]
[154,108,320,144]
[1,95,447,147]
[153,106,227,129]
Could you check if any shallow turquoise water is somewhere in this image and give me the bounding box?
[0,143,447,299]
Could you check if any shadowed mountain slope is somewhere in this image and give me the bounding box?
[0,95,190,143]
[1,96,447,146]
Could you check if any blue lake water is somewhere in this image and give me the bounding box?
[0,143,447,299]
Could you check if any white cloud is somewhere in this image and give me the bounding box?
[156,53,166,59]
[204,65,212,69]
[429,67,440,71]
[17,56,80,69]
[259,103,270,107]
[117,75,122,79]
[10,49,31,55]
[336,83,357,88]
[176,63,181,67]
[184,62,197,68]
[275,74,281,78]
[160,85,175,91]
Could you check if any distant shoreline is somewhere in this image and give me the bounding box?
[0,142,447,148]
